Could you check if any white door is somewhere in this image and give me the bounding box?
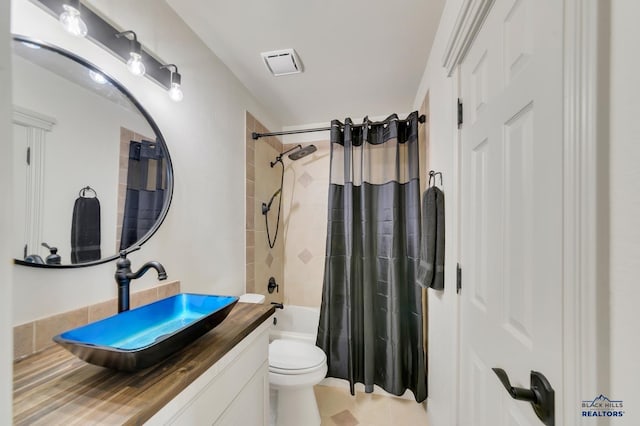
[459,0,563,424]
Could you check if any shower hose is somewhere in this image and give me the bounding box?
[264,159,284,249]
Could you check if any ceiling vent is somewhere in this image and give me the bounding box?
[261,49,303,76]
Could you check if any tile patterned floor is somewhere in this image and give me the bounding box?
[314,385,428,426]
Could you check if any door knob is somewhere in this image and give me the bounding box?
[492,368,555,426]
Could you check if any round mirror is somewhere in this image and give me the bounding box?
[11,36,173,268]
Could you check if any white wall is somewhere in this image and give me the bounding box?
[609,0,640,415]
[412,0,463,424]
[0,0,13,420]
[11,0,280,325]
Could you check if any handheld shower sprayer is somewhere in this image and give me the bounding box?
[262,188,281,215]
[262,144,317,249]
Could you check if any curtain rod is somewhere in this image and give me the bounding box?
[251,114,426,140]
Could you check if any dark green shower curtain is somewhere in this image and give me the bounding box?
[317,111,427,402]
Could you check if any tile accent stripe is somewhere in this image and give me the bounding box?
[331,409,360,426]
[298,171,314,188]
[298,248,313,265]
[246,111,284,303]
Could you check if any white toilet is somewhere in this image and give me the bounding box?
[269,338,327,426]
[239,294,327,426]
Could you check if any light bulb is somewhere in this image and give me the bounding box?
[127,52,146,76]
[89,70,107,84]
[168,82,183,102]
[59,4,88,38]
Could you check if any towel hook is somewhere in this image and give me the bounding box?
[428,170,443,187]
[79,186,97,198]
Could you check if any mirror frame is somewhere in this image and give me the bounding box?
[12,35,174,268]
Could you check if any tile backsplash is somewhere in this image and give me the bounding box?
[13,280,180,360]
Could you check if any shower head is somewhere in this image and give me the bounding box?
[288,144,317,161]
[270,144,318,167]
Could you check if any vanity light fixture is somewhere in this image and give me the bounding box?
[59,0,88,38]
[160,64,183,102]
[35,0,184,97]
[115,30,146,77]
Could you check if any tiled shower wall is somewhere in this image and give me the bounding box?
[245,112,284,305]
[281,141,330,307]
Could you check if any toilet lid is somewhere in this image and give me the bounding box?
[269,339,326,371]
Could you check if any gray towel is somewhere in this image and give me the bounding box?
[417,186,445,290]
[71,196,101,263]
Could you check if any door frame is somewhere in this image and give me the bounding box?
[12,106,56,260]
[442,0,610,424]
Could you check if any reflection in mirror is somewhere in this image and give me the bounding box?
[12,37,173,267]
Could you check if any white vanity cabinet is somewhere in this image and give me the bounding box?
[146,317,272,425]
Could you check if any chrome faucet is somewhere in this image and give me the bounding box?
[115,249,167,312]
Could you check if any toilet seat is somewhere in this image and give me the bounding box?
[269,339,326,375]
[270,363,325,375]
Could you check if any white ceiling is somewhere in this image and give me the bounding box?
[166,0,445,127]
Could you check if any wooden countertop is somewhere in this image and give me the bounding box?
[13,302,275,425]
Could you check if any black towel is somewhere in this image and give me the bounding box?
[71,196,101,263]
[417,186,445,290]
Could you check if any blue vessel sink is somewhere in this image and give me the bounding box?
[53,293,239,371]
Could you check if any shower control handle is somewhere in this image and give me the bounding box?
[268,276,279,294]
